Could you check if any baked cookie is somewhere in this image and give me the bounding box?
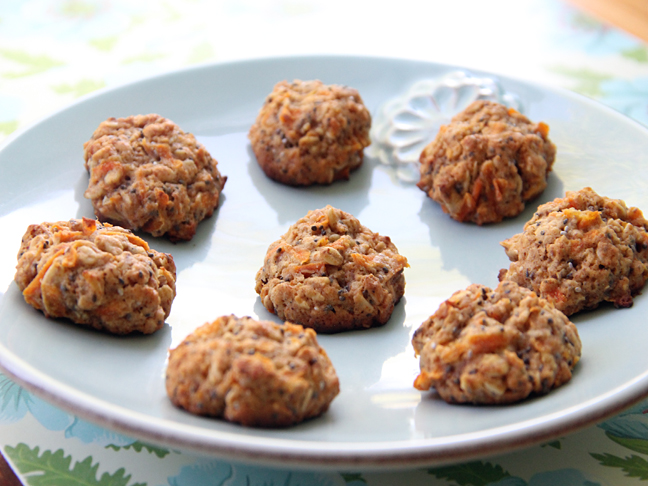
[412,281,581,405]
[165,315,340,427]
[83,114,227,241]
[417,100,556,224]
[499,187,648,316]
[255,206,408,333]
[248,80,371,186]
[15,218,176,334]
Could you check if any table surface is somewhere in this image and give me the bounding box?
[2,1,648,484]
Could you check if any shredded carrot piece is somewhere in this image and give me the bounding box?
[468,332,508,354]
[575,211,602,231]
[545,288,566,304]
[94,159,121,179]
[536,122,550,138]
[289,247,310,264]
[81,218,98,235]
[22,248,66,305]
[350,253,370,266]
[471,178,483,202]
[493,178,506,202]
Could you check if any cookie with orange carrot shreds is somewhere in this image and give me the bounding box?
[83,114,226,242]
[412,281,581,404]
[248,80,371,186]
[166,315,339,427]
[15,218,176,334]
[499,187,648,315]
[255,206,408,333]
[417,100,555,224]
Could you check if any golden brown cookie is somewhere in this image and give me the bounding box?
[499,187,648,316]
[83,114,226,241]
[165,315,340,427]
[248,80,371,186]
[255,206,408,333]
[412,281,581,405]
[15,218,176,334]
[417,100,556,224]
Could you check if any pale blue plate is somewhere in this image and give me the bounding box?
[0,56,647,469]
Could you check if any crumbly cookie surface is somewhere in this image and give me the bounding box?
[412,281,581,405]
[255,206,408,333]
[499,187,648,316]
[417,100,556,225]
[248,80,371,186]
[165,315,340,427]
[15,218,176,334]
[83,114,226,241]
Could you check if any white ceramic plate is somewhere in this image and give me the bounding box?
[1,56,648,470]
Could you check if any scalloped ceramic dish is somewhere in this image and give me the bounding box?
[1,56,648,470]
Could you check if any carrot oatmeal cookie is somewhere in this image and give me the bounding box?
[14,218,176,334]
[165,315,340,427]
[499,187,648,316]
[412,281,581,405]
[417,100,556,224]
[248,80,371,186]
[83,114,226,241]
[255,206,408,333]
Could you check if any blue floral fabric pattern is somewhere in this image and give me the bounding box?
[0,374,135,447]
[165,459,341,486]
[599,400,648,441]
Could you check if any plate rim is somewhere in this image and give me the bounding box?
[2,341,646,470]
[3,52,648,153]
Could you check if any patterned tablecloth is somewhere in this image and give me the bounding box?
[2,1,648,484]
